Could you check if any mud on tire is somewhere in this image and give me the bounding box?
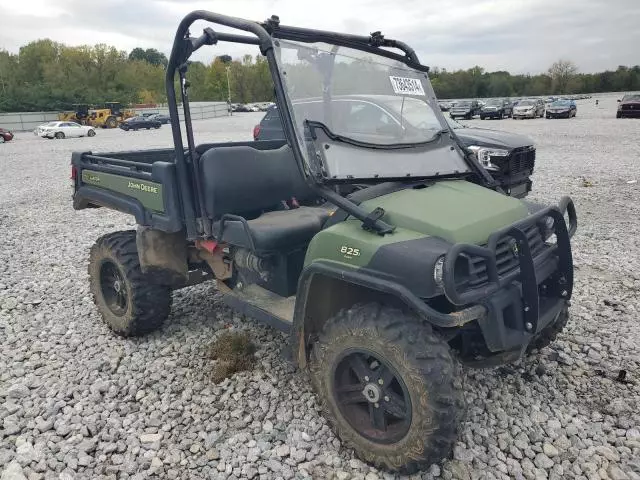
[309,303,464,474]
[88,230,172,336]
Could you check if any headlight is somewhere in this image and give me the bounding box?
[433,256,445,287]
[467,146,509,171]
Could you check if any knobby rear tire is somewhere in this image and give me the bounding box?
[88,230,172,337]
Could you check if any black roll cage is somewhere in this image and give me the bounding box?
[165,10,496,240]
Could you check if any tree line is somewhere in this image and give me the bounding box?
[1,39,639,113]
[430,61,640,99]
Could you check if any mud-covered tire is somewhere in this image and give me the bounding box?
[88,230,172,337]
[526,303,569,353]
[309,303,464,474]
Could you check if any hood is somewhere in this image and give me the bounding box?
[454,127,533,149]
[360,180,529,245]
[514,105,534,110]
[452,105,472,111]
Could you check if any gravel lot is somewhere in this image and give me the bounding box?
[1,95,639,480]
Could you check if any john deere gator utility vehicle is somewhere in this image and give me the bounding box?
[71,10,578,473]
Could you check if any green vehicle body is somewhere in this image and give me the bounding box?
[305,180,528,269]
[81,170,165,213]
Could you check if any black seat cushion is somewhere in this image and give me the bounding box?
[199,144,314,219]
[194,139,286,159]
[214,207,332,252]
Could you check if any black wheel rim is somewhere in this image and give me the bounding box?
[333,349,412,444]
[99,260,128,316]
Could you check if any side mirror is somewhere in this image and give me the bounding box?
[617,99,621,102]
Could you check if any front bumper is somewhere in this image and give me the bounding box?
[547,110,570,118]
[619,109,640,118]
[513,111,536,118]
[442,197,577,352]
[502,179,532,198]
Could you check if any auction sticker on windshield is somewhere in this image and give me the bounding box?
[389,76,425,96]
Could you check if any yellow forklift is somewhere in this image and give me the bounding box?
[87,102,135,128]
[58,104,90,124]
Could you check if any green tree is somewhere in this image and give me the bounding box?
[2,37,639,113]
[548,59,578,94]
[128,47,168,67]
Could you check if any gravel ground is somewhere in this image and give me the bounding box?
[1,96,639,480]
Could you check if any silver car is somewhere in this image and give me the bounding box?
[513,99,545,119]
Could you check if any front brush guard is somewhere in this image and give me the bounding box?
[442,197,577,334]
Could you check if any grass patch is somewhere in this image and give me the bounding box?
[208,330,256,382]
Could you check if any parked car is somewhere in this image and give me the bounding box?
[546,100,577,119]
[119,116,162,131]
[449,100,481,119]
[479,98,513,119]
[0,127,14,143]
[34,121,96,139]
[446,117,535,197]
[512,99,545,119]
[617,93,640,118]
[148,113,171,124]
[232,103,252,112]
[438,101,453,111]
[258,102,275,111]
[253,101,535,198]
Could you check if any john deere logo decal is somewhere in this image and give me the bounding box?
[127,180,159,194]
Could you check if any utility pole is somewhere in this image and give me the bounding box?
[218,55,233,116]
[225,65,232,115]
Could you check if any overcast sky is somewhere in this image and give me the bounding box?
[1,0,638,74]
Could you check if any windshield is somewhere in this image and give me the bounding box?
[485,99,502,106]
[622,94,640,101]
[276,41,446,146]
[274,40,468,181]
[456,101,471,107]
[551,100,571,107]
[518,100,535,106]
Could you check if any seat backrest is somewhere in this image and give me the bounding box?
[194,139,287,159]
[199,144,314,218]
